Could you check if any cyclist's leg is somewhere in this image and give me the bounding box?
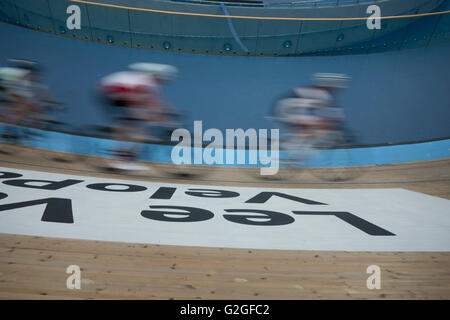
[109,105,150,169]
[10,94,39,126]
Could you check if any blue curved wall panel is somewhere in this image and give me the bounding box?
[0,22,449,145]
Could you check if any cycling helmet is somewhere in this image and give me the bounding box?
[8,59,41,73]
[0,67,30,81]
[313,73,351,89]
[128,62,179,82]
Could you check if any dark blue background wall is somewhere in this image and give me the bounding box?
[0,21,449,145]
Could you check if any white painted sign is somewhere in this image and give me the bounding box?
[0,167,449,251]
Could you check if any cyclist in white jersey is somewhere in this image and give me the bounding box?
[274,73,350,144]
[0,59,57,126]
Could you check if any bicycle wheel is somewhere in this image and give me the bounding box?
[151,161,216,179]
[243,136,308,182]
[36,127,85,164]
[0,123,27,157]
[146,142,215,179]
[82,137,150,173]
[310,131,371,182]
[244,164,303,182]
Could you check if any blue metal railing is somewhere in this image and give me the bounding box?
[169,0,384,8]
[1,0,449,56]
[265,0,384,9]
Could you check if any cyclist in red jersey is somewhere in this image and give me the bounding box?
[97,63,179,169]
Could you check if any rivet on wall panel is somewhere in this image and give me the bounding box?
[283,40,292,48]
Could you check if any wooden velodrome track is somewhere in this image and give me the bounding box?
[0,144,449,300]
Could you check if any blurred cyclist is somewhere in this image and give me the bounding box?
[0,59,58,127]
[273,73,350,145]
[97,62,179,169]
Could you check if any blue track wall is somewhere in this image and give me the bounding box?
[0,21,449,145]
